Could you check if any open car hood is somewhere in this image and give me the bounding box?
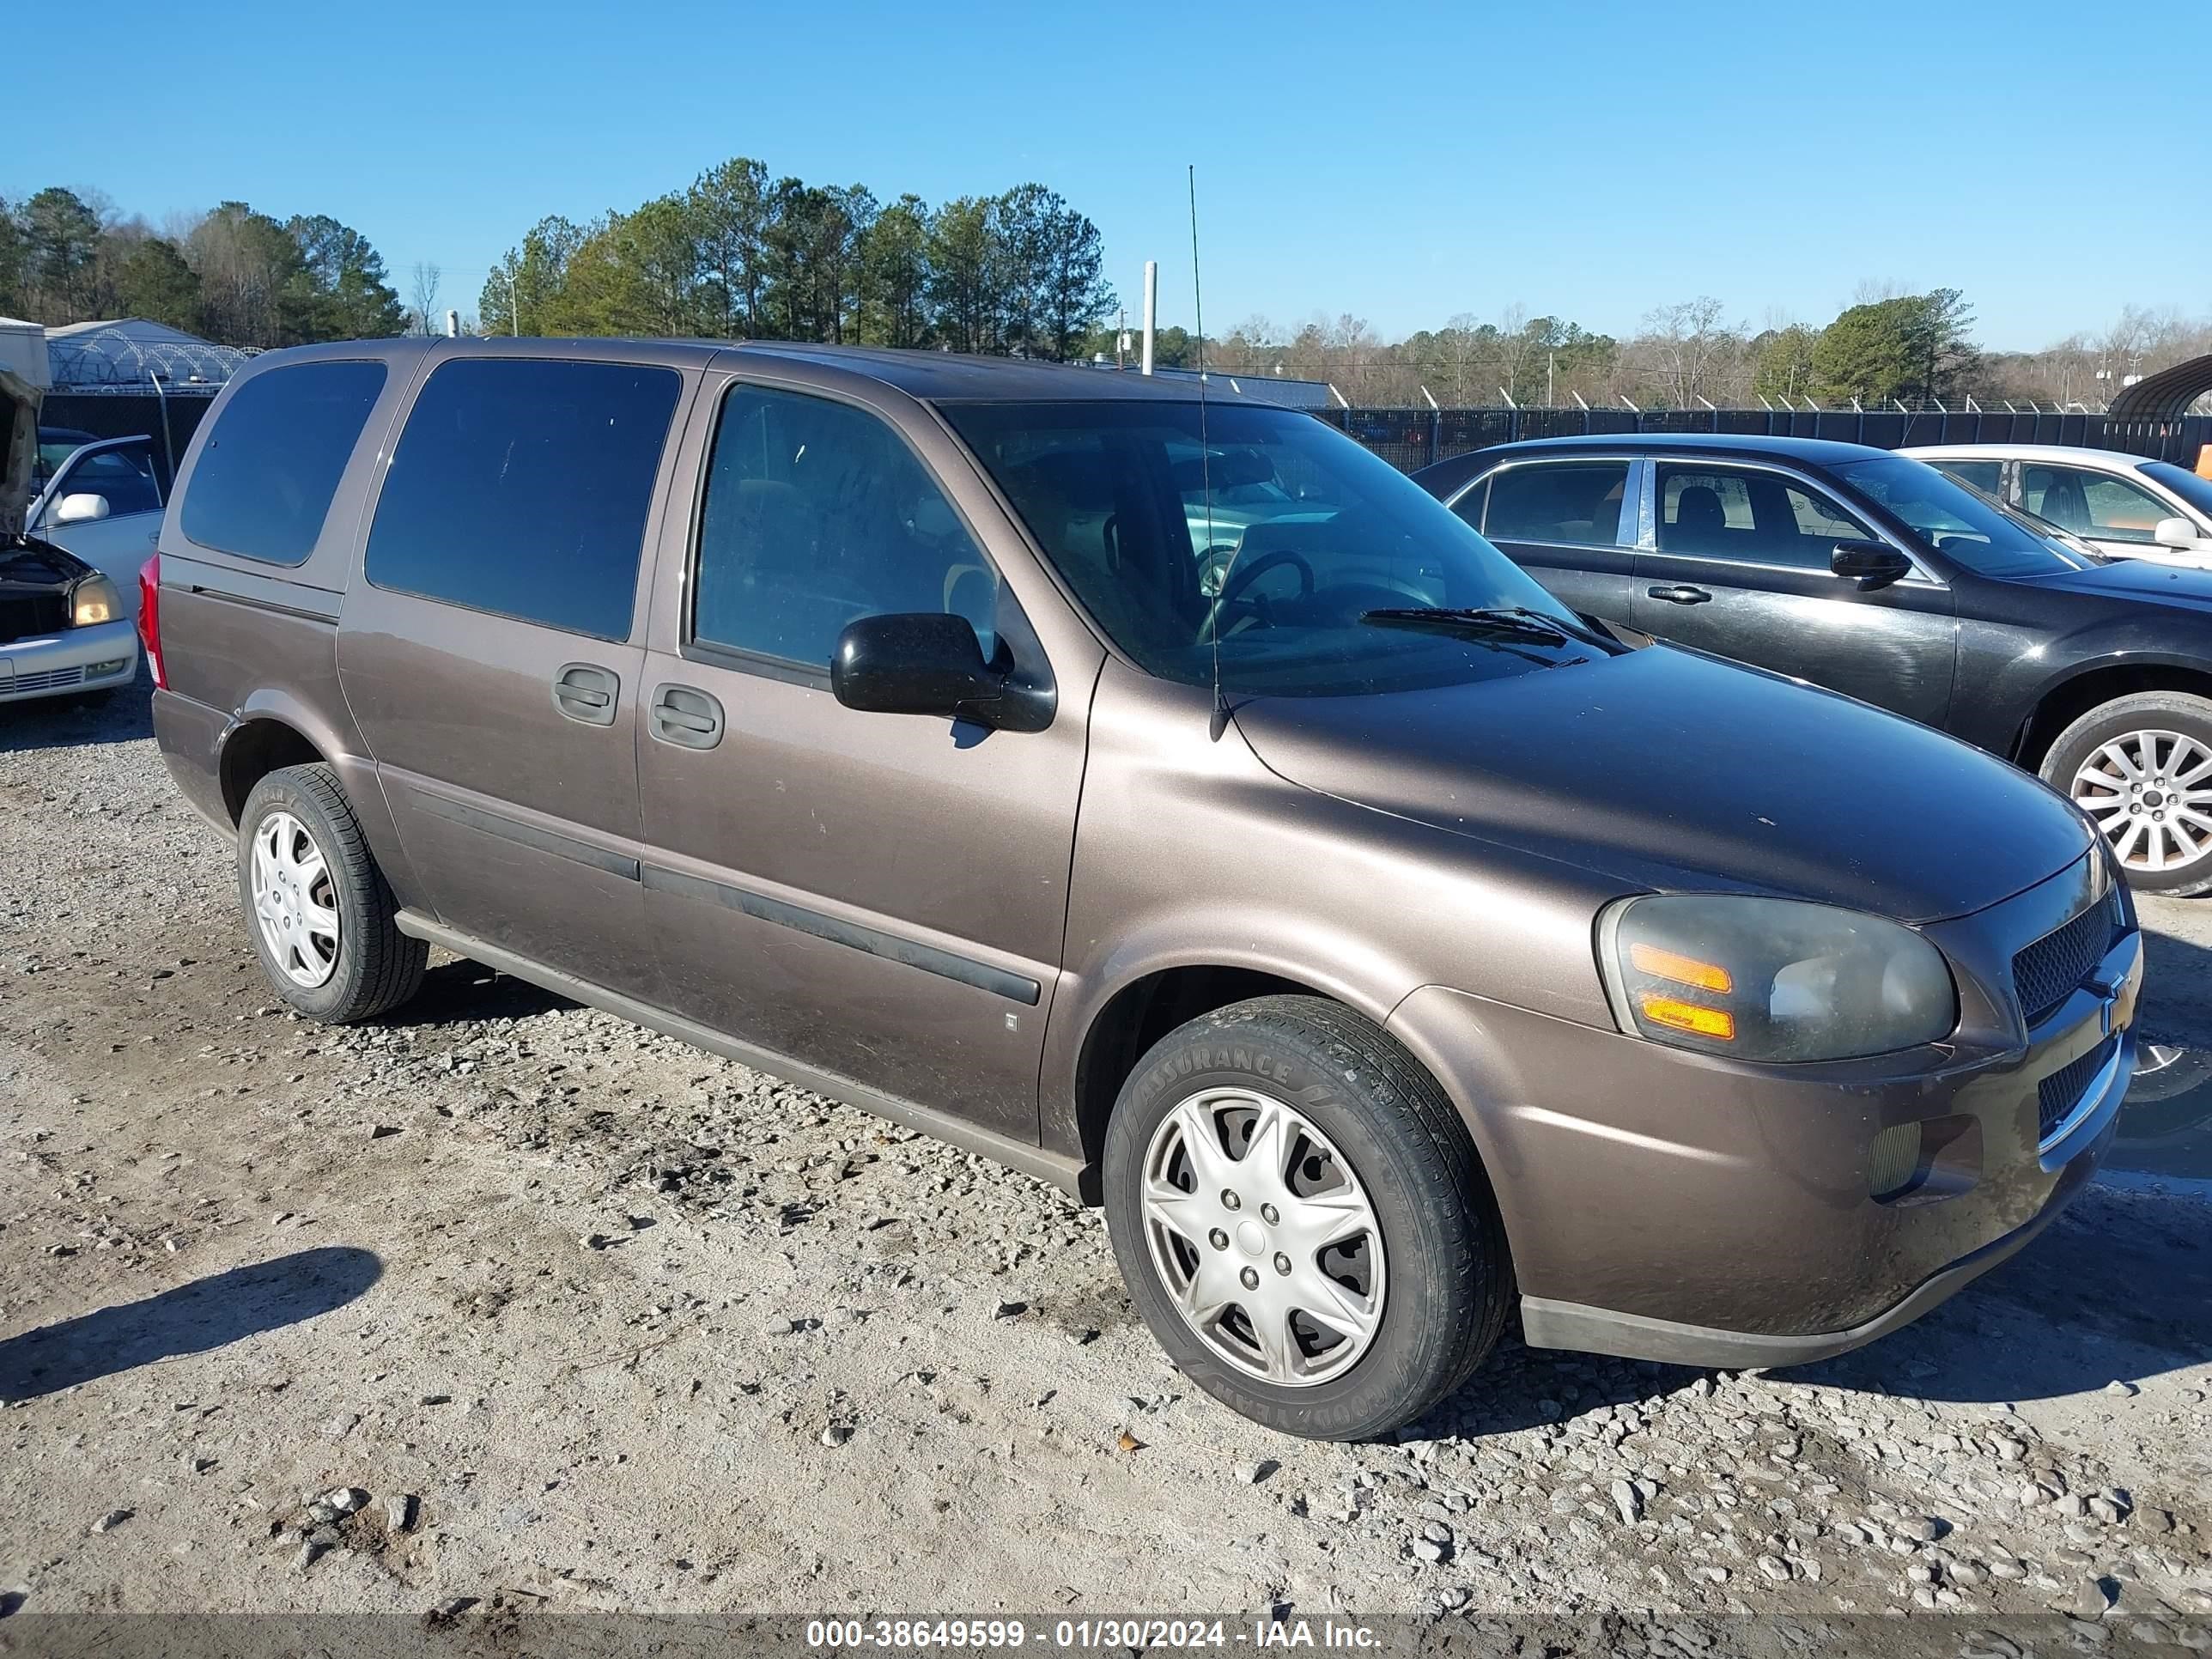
[0,365,39,541]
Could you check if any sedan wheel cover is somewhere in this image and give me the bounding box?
[250,811,340,988]
[2072,728,2212,875]
[1140,1087,1387,1389]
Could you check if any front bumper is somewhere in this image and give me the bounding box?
[1387,854,2136,1368]
[0,618,138,703]
[1517,1088,2116,1367]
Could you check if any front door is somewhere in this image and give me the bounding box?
[30,436,167,607]
[635,374,1097,1141]
[1630,460,1958,726]
[2023,461,2212,568]
[338,352,690,993]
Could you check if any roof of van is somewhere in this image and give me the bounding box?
[246,336,1269,405]
[735,341,1258,402]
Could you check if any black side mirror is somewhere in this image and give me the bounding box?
[1831,539,1913,589]
[831,613,1006,722]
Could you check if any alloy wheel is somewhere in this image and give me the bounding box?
[2071,728,2212,876]
[1139,1087,1387,1388]
[249,811,340,988]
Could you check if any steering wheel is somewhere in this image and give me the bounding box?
[1196,549,1316,645]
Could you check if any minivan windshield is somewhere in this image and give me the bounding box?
[1832,454,2076,579]
[943,401,1602,696]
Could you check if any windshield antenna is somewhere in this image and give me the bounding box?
[1190,165,1229,741]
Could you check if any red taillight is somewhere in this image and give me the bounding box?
[137,554,165,690]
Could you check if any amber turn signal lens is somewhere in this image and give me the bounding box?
[1629,941,1733,994]
[1637,994,1735,1041]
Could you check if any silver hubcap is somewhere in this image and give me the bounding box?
[249,811,339,988]
[1140,1088,1386,1388]
[2072,728,2212,875]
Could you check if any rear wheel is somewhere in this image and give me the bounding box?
[2041,691,2212,896]
[236,764,426,1023]
[1102,994,1510,1440]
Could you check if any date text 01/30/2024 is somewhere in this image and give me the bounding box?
[804,1619,1382,1650]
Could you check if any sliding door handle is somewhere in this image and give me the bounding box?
[650,684,725,750]
[1646,584,1713,605]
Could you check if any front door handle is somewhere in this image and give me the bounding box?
[1646,584,1713,605]
[650,684,725,750]
[552,662,621,726]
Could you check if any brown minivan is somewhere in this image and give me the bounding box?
[145,337,2141,1439]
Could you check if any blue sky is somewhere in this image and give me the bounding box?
[15,0,2207,349]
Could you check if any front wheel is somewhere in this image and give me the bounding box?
[2041,691,2212,896]
[1102,995,1510,1440]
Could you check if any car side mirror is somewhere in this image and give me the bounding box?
[832,612,1006,723]
[54,492,111,526]
[2154,517,2201,550]
[1831,538,1912,589]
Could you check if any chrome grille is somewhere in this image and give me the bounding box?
[2012,894,2119,1027]
[2039,1036,2118,1141]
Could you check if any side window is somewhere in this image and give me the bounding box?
[1784,483,1875,543]
[2025,465,2167,544]
[1656,468,1756,557]
[51,441,163,518]
[1934,459,2003,496]
[1448,476,1488,532]
[1658,465,1873,569]
[179,360,386,564]
[691,385,998,672]
[365,358,681,639]
[1480,461,1631,546]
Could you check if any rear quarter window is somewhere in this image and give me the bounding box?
[179,361,387,565]
[363,358,682,640]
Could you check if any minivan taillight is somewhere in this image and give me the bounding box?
[137,554,165,690]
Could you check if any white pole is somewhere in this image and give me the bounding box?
[1419,385,1438,410]
[445,309,459,338]
[1140,261,1158,375]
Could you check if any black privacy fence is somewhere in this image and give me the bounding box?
[1320,404,2212,474]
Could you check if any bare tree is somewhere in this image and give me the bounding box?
[409,262,442,336]
[1634,296,1745,408]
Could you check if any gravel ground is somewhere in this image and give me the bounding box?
[1,684,2209,1642]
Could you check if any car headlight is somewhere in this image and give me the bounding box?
[70,574,122,628]
[1597,895,1957,1061]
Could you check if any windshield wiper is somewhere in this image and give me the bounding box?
[1358,605,1612,649]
